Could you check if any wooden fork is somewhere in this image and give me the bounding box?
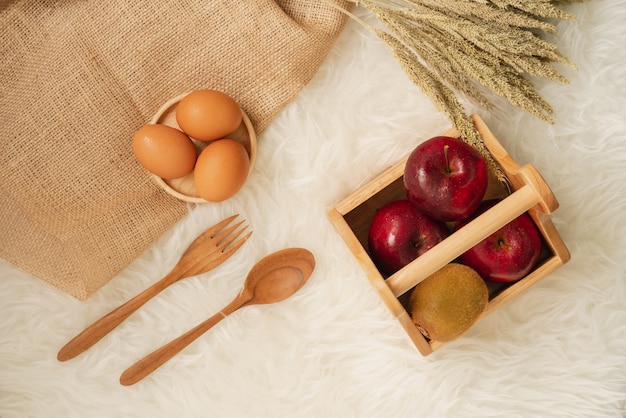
[57,214,251,362]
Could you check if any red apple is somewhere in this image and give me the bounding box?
[403,136,488,221]
[368,200,450,276]
[456,199,542,283]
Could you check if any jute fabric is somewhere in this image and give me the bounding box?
[0,0,349,300]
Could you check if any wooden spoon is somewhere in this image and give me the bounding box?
[119,247,315,386]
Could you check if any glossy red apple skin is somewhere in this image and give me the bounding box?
[403,136,488,222]
[456,200,542,283]
[368,200,450,276]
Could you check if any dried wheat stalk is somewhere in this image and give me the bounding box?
[324,0,582,181]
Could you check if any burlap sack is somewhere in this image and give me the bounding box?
[0,1,350,300]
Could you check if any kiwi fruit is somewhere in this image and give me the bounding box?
[409,263,489,342]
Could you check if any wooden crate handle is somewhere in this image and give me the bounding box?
[472,114,558,214]
[385,183,541,297]
[385,114,560,298]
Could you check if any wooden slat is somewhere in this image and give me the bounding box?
[328,114,570,355]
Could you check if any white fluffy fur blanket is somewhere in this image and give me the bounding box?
[1,2,625,417]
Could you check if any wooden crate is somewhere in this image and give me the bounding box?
[328,114,570,355]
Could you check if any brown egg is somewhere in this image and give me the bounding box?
[132,124,196,180]
[194,139,250,202]
[176,89,243,142]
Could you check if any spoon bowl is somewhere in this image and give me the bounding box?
[243,247,315,306]
[250,266,306,304]
[120,247,315,386]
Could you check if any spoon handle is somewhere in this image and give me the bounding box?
[57,271,182,362]
[119,293,250,386]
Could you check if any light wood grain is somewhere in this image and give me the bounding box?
[328,114,570,356]
[119,248,315,386]
[57,215,251,362]
[385,184,541,297]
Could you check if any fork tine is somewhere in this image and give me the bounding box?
[206,214,239,238]
[219,229,252,259]
[217,221,250,247]
[212,219,247,244]
[185,215,239,255]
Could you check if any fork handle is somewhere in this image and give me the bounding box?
[57,271,181,362]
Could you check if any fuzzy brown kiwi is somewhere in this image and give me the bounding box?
[409,263,489,342]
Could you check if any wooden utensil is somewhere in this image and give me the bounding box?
[57,214,251,362]
[119,247,315,386]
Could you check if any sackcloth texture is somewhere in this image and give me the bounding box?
[0,0,350,300]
